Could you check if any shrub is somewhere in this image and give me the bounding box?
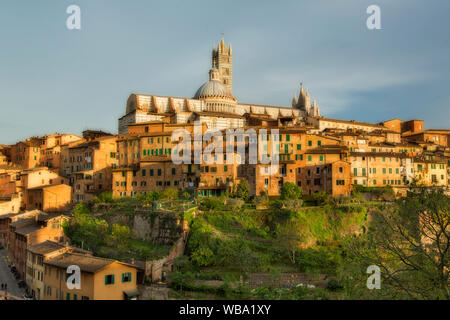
[224,198,245,211]
[162,188,179,200]
[199,197,224,211]
[326,279,344,292]
[235,179,250,201]
[191,246,214,267]
[280,182,302,200]
[93,192,114,204]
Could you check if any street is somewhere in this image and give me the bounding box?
[0,249,24,300]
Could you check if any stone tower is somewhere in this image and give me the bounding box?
[212,38,233,94]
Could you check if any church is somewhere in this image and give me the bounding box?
[118,39,320,134]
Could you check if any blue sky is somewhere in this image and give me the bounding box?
[0,0,449,144]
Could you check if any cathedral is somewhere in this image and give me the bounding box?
[118,39,321,134]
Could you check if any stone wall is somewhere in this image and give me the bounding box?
[133,210,183,245]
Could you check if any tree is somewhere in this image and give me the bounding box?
[342,187,449,299]
[162,188,179,200]
[73,203,90,215]
[108,224,132,250]
[276,221,303,264]
[235,179,250,201]
[280,182,302,200]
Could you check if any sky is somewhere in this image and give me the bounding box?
[0,0,449,144]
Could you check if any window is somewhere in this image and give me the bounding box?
[307,155,312,162]
[105,274,115,285]
[308,140,312,147]
[157,169,162,176]
[339,167,343,173]
[286,134,290,142]
[172,168,176,175]
[319,155,324,162]
[297,144,301,150]
[142,169,146,176]
[317,140,321,146]
[122,272,132,283]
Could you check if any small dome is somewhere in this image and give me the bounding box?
[194,79,233,99]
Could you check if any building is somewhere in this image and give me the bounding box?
[349,152,408,188]
[307,117,389,133]
[403,129,450,148]
[26,241,91,300]
[26,184,72,212]
[413,158,448,186]
[43,252,139,300]
[16,167,70,211]
[38,134,83,169]
[8,211,67,280]
[0,210,41,248]
[60,135,118,203]
[10,137,42,169]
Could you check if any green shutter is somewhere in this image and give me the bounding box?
[112,274,115,284]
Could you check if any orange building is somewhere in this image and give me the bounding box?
[60,135,118,203]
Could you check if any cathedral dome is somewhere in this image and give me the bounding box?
[194,79,233,99]
[193,68,235,100]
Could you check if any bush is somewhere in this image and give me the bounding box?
[224,198,245,211]
[235,179,250,201]
[162,188,179,200]
[191,246,215,267]
[93,192,114,204]
[199,197,224,211]
[280,182,302,200]
[326,279,344,292]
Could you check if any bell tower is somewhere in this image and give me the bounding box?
[212,38,233,94]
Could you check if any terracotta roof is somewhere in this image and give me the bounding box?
[306,147,347,154]
[317,117,385,128]
[15,224,42,236]
[349,152,409,158]
[44,252,135,273]
[10,217,35,228]
[27,240,64,255]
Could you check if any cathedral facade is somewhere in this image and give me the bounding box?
[118,39,321,134]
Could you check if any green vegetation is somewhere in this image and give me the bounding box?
[63,208,170,260]
[341,187,449,299]
[68,185,449,300]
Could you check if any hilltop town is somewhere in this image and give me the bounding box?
[0,39,449,300]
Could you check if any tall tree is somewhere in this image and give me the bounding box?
[342,187,449,299]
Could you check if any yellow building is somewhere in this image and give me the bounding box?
[26,241,68,300]
[43,252,139,300]
[413,158,447,186]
